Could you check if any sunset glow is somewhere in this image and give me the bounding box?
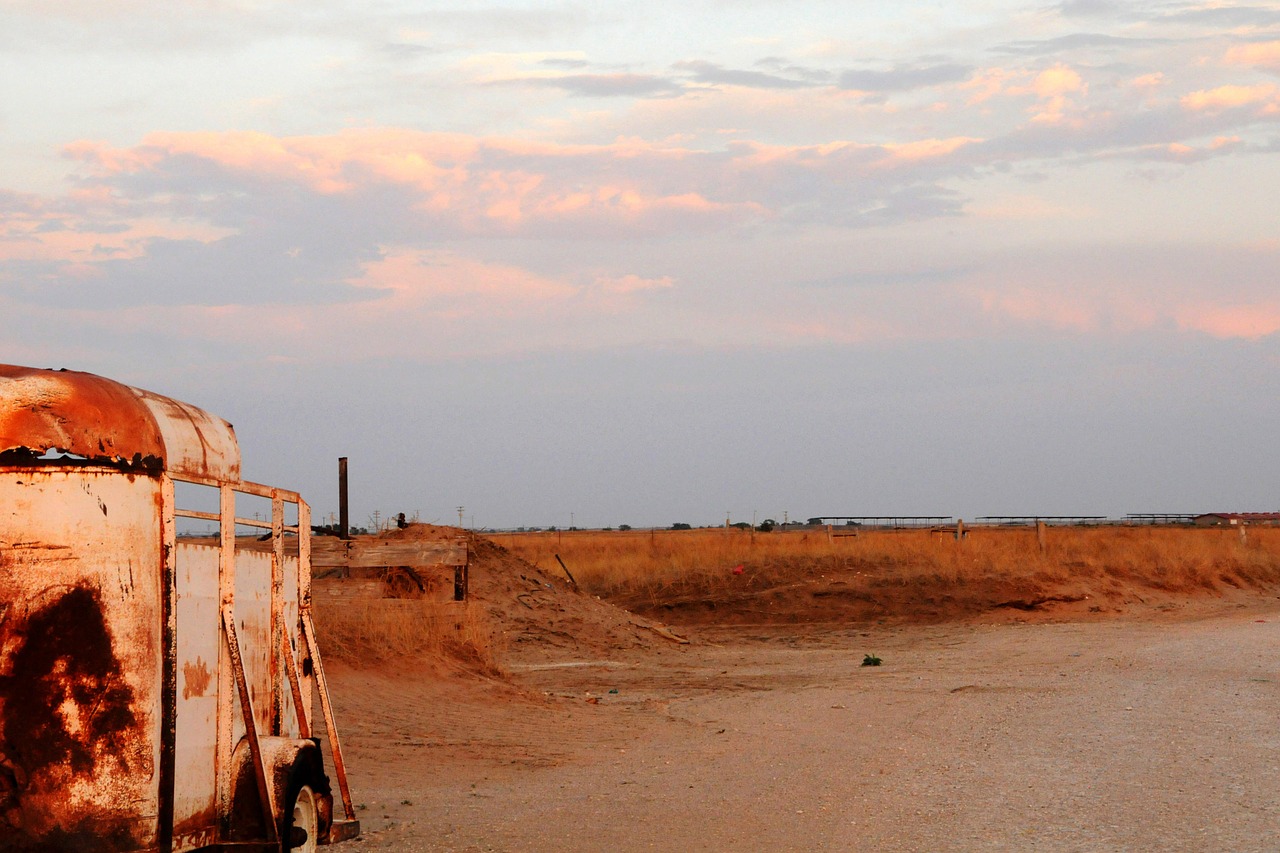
[3,0,1279,525]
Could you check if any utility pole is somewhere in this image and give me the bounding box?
[338,456,349,540]
[457,506,465,528]
[570,512,575,530]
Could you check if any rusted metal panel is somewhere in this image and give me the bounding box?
[311,537,468,569]
[0,363,239,482]
[0,471,163,851]
[0,364,165,469]
[172,543,220,849]
[233,549,276,738]
[132,386,239,483]
[279,554,302,736]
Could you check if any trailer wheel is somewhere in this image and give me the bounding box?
[285,783,319,853]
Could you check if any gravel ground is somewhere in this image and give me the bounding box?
[332,601,1280,851]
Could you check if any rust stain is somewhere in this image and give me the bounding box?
[182,656,212,700]
[0,583,147,850]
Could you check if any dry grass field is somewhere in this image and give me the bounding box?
[495,524,1280,622]
[310,524,1280,673]
[316,598,505,673]
[320,524,1280,851]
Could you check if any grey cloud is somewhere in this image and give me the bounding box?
[381,42,439,61]
[837,63,972,92]
[1163,5,1280,27]
[753,57,833,84]
[1,229,389,309]
[1057,0,1124,17]
[972,99,1280,166]
[1,161,427,308]
[540,58,591,69]
[798,265,974,289]
[861,186,967,225]
[0,190,42,214]
[495,73,681,97]
[673,60,820,89]
[0,3,594,57]
[995,32,1170,56]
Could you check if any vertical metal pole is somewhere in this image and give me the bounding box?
[222,606,278,843]
[302,614,356,820]
[270,491,284,735]
[1036,520,1048,554]
[216,484,236,838]
[338,457,349,540]
[158,476,177,853]
[296,500,313,735]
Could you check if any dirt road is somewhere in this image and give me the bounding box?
[331,601,1280,851]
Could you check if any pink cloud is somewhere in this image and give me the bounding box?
[349,249,578,308]
[595,273,675,294]
[970,277,1280,342]
[1129,72,1166,91]
[1176,304,1280,339]
[1029,64,1087,123]
[976,286,1100,333]
[1223,41,1280,72]
[66,129,769,238]
[880,136,982,164]
[1180,83,1279,112]
[960,68,1021,105]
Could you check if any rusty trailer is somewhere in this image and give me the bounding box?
[0,365,359,852]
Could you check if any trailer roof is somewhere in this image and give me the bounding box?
[0,364,240,481]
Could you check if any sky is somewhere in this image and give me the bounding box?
[3,1,1279,529]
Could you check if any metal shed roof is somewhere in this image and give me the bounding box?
[0,364,240,482]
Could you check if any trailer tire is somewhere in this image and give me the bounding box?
[284,782,319,853]
[280,746,330,852]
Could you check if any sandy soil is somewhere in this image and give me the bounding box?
[325,592,1280,852]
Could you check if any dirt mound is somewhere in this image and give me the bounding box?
[464,534,674,663]
[347,525,678,666]
[377,522,462,541]
[608,555,1280,627]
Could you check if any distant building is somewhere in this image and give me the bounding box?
[1193,512,1280,527]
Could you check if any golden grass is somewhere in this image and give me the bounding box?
[497,526,1280,607]
[313,598,506,675]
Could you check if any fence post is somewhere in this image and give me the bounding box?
[1037,520,1047,553]
[454,564,468,601]
[955,519,965,541]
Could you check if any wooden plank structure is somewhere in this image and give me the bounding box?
[310,536,471,600]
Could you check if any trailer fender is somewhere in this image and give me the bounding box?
[227,736,332,845]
